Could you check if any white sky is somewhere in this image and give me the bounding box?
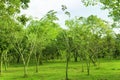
[21,0,112,28]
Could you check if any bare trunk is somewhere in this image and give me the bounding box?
[86,60,90,75]
[0,57,2,75]
[36,61,39,73]
[81,58,84,72]
[4,62,7,71]
[74,52,78,62]
[35,52,40,73]
[23,65,28,77]
[20,54,28,77]
[66,55,69,80]
[17,55,20,64]
[4,53,8,71]
[0,53,3,75]
[39,53,43,65]
[90,56,96,66]
[35,56,39,73]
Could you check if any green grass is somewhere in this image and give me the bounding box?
[0,60,120,80]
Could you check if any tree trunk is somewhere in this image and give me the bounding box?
[74,52,78,62]
[81,58,84,72]
[35,56,39,73]
[35,52,40,73]
[20,54,28,77]
[23,65,28,77]
[4,53,8,71]
[65,50,70,80]
[74,57,78,62]
[39,59,43,65]
[39,54,43,65]
[0,54,3,75]
[0,57,2,75]
[36,61,39,73]
[90,57,96,66]
[86,60,90,75]
[4,61,7,71]
[17,55,20,64]
[66,55,69,80]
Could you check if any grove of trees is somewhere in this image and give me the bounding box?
[0,0,120,80]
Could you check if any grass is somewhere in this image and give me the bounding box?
[0,60,120,80]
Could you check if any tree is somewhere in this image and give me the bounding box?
[81,0,120,23]
[0,16,21,75]
[61,5,72,80]
[64,14,114,75]
[27,10,60,73]
[12,28,36,77]
[0,0,30,75]
[57,30,72,80]
[114,34,120,59]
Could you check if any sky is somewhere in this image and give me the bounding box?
[21,0,112,28]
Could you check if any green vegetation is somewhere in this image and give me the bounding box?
[0,0,120,80]
[0,60,120,80]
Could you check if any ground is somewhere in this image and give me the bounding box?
[0,60,120,80]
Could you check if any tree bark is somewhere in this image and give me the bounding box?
[36,61,39,73]
[66,55,69,80]
[17,55,20,64]
[74,52,78,62]
[86,60,90,75]
[0,58,2,75]
[0,53,3,75]
[35,52,40,73]
[23,65,28,77]
[4,61,7,71]
[20,54,28,77]
[35,56,39,73]
[4,53,8,71]
[81,58,84,72]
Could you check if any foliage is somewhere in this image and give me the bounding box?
[81,0,120,22]
[0,0,120,79]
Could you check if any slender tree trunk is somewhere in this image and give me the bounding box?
[90,56,96,66]
[74,56,78,62]
[66,55,69,80]
[39,53,43,65]
[4,53,8,71]
[63,31,70,80]
[36,60,39,73]
[0,53,3,75]
[0,60,2,75]
[35,52,40,73]
[23,48,33,77]
[4,61,7,71]
[90,49,97,66]
[23,65,28,77]
[74,51,78,62]
[35,56,39,73]
[65,50,70,80]
[39,59,43,65]
[20,54,28,77]
[81,58,84,72]
[17,55,20,64]
[86,60,90,75]
[0,57,2,75]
